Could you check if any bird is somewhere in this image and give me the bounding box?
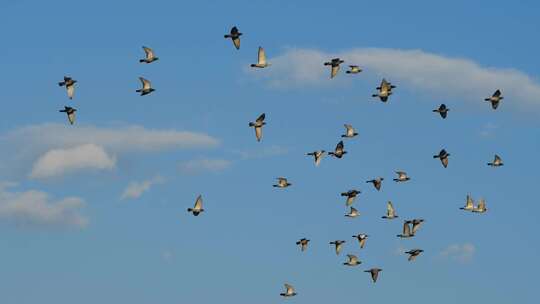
[405,249,424,261]
[248,113,266,142]
[364,268,382,283]
[341,124,358,138]
[328,141,347,158]
[224,26,242,50]
[352,233,368,249]
[397,220,414,238]
[58,76,77,99]
[346,65,362,74]
[433,149,450,168]
[345,206,360,218]
[306,150,326,166]
[59,106,76,125]
[280,283,297,297]
[343,254,361,266]
[296,238,310,252]
[472,199,487,213]
[372,78,396,102]
[411,219,425,235]
[187,195,204,216]
[136,77,155,96]
[323,58,344,78]
[485,89,503,110]
[487,154,504,167]
[250,47,270,68]
[393,171,410,182]
[366,177,384,191]
[273,177,291,188]
[139,46,159,63]
[340,189,361,206]
[329,240,346,255]
[460,194,475,211]
[433,103,449,119]
[382,201,398,219]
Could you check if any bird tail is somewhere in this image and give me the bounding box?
[248,122,255,127]
[371,94,378,97]
[224,34,231,38]
[139,59,145,63]
[484,98,490,101]
[187,208,193,212]
[136,89,142,92]
[432,109,438,112]
[346,71,351,74]
[433,155,438,158]
[58,82,65,86]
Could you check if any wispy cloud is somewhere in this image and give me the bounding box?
[179,158,231,174]
[121,176,164,200]
[249,47,540,110]
[234,145,289,160]
[0,183,87,228]
[439,243,476,263]
[479,122,499,138]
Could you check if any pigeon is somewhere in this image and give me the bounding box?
[433,149,450,168]
[250,47,270,68]
[411,219,425,235]
[393,171,410,182]
[460,194,475,211]
[328,141,347,158]
[59,106,76,125]
[306,150,326,166]
[405,249,424,261]
[273,177,291,188]
[352,233,368,249]
[487,155,504,167]
[248,113,266,142]
[397,220,414,238]
[346,65,362,74]
[187,195,204,216]
[58,76,77,99]
[382,201,398,219]
[139,46,159,63]
[433,104,449,119]
[372,78,396,102]
[341,124,358,138]
[364,268,382,283]
[341,189,361,206]
[473,199,487,213]
[345,206,360,218]
[485,89,503,110]
[343,254,361,266]
[324,58,345,78]
[329,240,346,255]
[366,177,384,191]
[280,283,297,297]
[136,77,155,96]
[296,238,310,252]
[224,26,242,50]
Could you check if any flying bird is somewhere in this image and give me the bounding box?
[433,149,450,168]
[397,220,414,238]
[306,150,326,166]
[224,26,242,50]
[58,76,77,99]
[323,58,344,78]
[273,177,291,188]
[248,113,266,142]
[296,238,310,252]
[472,198,487,213]
[433,104,449,119]
[139,46,159,63]
[411,219,425,235]
[59,106,76,125]
[393,171,410,182]
[366,177,384,191]
[187,195,204,216]
[343,254,361,266]
[341,124,358,138]
[250,47,270,68]
[329,240,346,255]
[346,65,362,74]
[382,201,398,219]
[405,249,424,261]
[280,284,297,297]
[341,189,361,206]
[364,268,382,283]
[136,77,155,96]
[328,141,347,158]
[487,154,504,167]
[345,206,360,218]
[372,78,396,102]
[352,233,368,249]
[484,89,503,110]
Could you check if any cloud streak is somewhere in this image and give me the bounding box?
[179,158,232,174]
[439,243,476,263]
[121,176,164,200]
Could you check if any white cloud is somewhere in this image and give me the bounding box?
[179,158,231,174]
[250,47,540,109]
[121,176,164,200]
[30,144,116,179]
[440,243,476,263]
[0,183,87,228]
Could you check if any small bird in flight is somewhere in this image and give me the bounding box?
[328,141,347,158]
[280,284,297,297]
[296,238,310,252]
[59,106,76,125]
[250,47,270,68]
[187,195,204,216]
[393,171,410,182]
[372,78,396,102]
[352,233,368,249]
[346,65,362,74]
[472,198,487,213]
[329,240,346,255]
[341,189,361,206]
[485,89,503,110]
[433,149,450,168]
[224,26,242,50]
[487,154,504,167]
[58,76,77,99]
[410,219,425,235]
[397,220,414,238]
[405,249,424,261]
[248,113,266,142]
[341,124,358,138]
[324,58,344,78]
[382,201,398,219]
[433,103,449,119]
[345,206,360,218]
[273,177,291,188]
[460,194,475,211]
[139,46,159,63]
[136,77,155,96]
[366,177,384,191]
[343,254,361,266]
[306,150,326,166]
[365,268,382,283]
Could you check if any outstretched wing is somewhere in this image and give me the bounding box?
[256,113,266,123]
[139,77,151,90]
[143,46,155,59]
[194,195,203,210]
[257,47,266,65]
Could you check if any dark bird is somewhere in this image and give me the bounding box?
[273,177,291,188]
[329,240,346,255]
[341,189,361,206]
[341,124,358,138]
[393,171,410,182]
[366,177,384,191]
[187,195,204,216]
[397,220,414,238]
[296,238,310,252]
[250,47,270,68]
[484,89,503,110]
[324,58,344,78]
[306,150,326,167]
[346,65,362,74]
[58,76,77,99]
[136,77,155,96]
[352,233,368,249]
[328,141,347,158]
[224,26,242,50]
[433,149,450,168]
[59,106,76,125]
[364,268,382,283]
[487,154,504,167]
[343,254,361,266]
[433,103,449,119]
[405,249,424,261]
[372,78,396,102]
[248,113,266,142]
[382,201,398,219]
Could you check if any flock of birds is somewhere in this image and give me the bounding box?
[55,25,505,297]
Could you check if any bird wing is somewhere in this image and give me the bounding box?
[331,65,339,78]
[257,47,266,65]
[412,220,423,234]
[347,254,358,263]
[387,201,396,217]
[66,85,75,99]
[143,46,155,59]
[359,238,366,248]
[493,89,502,97]
[67,111,76,125]
[284,284,294,294]
[336,141,344,152]
[372,270,379,282]
[466,195,474,209]
[477,199,486,210]
[403,221,411,235]
[232,37,241,50]
[140,77,151,90]
[442,157,449,168]
[194,195,203,210]
[494,154,502,163]
[255,126,262,142]
[256,113,266,123]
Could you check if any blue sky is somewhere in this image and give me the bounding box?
[0,0,538,303]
